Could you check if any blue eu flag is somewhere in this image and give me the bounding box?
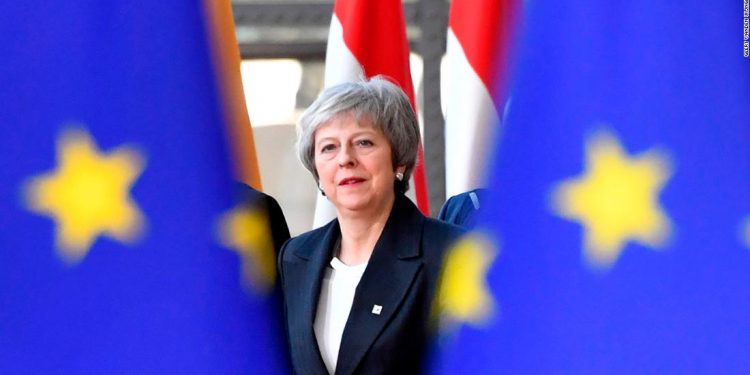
[0,1,287,373]
[433,0,750,373]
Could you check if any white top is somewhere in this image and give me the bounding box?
[314,257,368,374]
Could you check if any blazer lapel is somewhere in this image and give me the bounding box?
[335,196,425,375]
[285,221,339,375]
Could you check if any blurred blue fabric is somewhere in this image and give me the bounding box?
[0,1,288,373]
[438,189,489,229]
[433,0,750,373]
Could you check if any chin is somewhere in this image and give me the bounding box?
[333,193,377,212]
[335,200,370,212]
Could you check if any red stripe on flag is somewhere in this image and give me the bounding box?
[449,0,517,107]
[334,0,415,105]
[333,0,430,215]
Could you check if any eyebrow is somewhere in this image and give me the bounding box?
[315,130,378,147]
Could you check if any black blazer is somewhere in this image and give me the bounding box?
[234,182,291,255]
[278,195,464,375]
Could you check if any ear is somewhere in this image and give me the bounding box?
[395,165,406,174]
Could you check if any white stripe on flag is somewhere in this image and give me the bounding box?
[444,29,500,198]
[323,15,364,87]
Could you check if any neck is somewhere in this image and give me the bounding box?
[336,194,396,266]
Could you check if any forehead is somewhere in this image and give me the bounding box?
[314,113,384,140]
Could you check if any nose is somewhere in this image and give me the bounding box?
[337,144,357,167]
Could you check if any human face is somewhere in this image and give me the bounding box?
[314,114,402,216]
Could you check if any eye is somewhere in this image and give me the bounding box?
[320,143,337,153]
[355,139,374,147]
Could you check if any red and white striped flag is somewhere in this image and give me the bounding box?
[444,0,515,198]
[313,0,430,228]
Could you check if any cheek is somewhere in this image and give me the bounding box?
[314,159,332,182]
[373,161,396,185]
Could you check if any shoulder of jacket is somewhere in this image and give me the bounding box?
[423,217,466,241]
[279,222,333,261]
[420,218,467,267]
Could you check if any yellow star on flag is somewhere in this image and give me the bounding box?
[552,130,673,270]
[23,128,146,263]
[435,232,497,327]
[217,205,276,293]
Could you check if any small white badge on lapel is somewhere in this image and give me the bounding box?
[371,304,383,315]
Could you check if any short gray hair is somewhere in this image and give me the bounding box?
[296,76,420,193]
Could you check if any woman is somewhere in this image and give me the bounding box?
[278,76,463,375]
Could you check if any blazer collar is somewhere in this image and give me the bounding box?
[290,194,423,260]
[335,195,425,374]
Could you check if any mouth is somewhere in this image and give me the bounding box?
[338,177,365,186]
